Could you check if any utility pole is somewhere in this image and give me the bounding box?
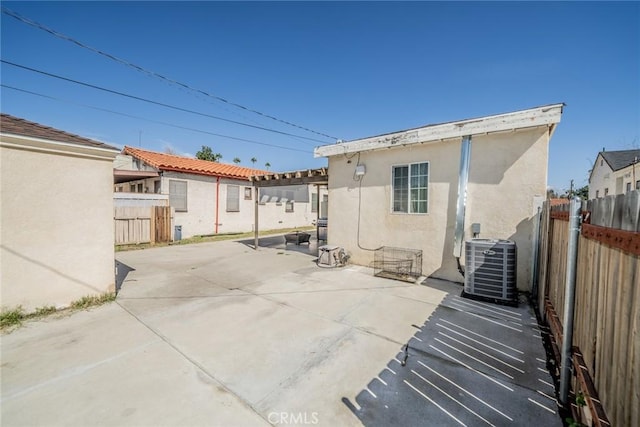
[569,179,574,199]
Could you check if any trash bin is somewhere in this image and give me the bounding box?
[317,218,327,242]
[174,225,182,241]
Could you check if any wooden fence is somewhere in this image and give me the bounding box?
[114,206,173,245]
[536,192,639,426]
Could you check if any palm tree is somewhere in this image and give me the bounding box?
[265,162,271,170]
[233,157,241,164]
[250,157,257,166]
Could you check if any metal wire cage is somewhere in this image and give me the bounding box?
[373,246,423,282]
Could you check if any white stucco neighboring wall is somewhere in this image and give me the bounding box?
[324,127,551,290]
[114,155,326,238]
[216,178,318,234]
[589,154,640,199]
[118,172,321,238]
[161,172,218,238]
[1,135,119,311]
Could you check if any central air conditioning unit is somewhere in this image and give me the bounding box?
[462,239,517,306]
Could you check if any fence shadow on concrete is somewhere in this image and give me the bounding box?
[343,285,560,426]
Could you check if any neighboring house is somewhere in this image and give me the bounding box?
[315,104,564,290]
[115,147,325,238]
[588,149,640,199]
[0,113,120,310]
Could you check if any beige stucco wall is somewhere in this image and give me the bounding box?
[326,127,550,290]
[1,139,118,311]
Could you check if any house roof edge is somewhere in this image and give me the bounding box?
[314,103,564,158]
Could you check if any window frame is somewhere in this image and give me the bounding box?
[390,161,429,214]
[169,179,188,212]
[285,200,294,213]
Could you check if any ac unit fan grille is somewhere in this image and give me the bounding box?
[463,239,517,305]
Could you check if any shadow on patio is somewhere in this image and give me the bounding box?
[342,285,561,426]
[236,233,323,258]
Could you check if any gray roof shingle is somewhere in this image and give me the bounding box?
[0,113,118,150]
[601,149,640,171]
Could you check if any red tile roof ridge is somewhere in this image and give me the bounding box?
[123,146,270,180]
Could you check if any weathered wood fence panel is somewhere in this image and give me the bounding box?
[537,191,639,426]
[114,206,173,245]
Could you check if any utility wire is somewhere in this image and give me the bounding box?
[1,84,312,154]
[1,60,323,145]
[2,6,338,140]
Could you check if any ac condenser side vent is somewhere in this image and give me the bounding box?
[462,239,517,306]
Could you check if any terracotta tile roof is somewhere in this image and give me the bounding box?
[0,113,117,150]
[123,146,269,180]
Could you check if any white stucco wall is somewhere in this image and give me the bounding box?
[139,172,322,238]
[1,138,118,311]
[161,172,218,238]
[325,127,550,290]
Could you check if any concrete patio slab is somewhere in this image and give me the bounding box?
[1,304,266,427]
[1,236,561,426]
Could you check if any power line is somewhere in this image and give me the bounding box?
[2,6,338,140]
[1,84,313,154]
[1,60,323,145]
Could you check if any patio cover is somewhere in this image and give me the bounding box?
[249,168,328,249]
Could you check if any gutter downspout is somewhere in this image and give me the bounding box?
[215,177,220,234]
[453,135,472,276]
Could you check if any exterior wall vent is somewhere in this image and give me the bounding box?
[463,239,517,305]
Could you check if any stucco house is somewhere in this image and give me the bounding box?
[0,113,120,310]
[315,104,564,290]
[588,149,640,199]
[115,147,326,239]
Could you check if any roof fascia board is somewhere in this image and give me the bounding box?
[314,104,564,158]
[251,175,328,187]
[0,133,119,161]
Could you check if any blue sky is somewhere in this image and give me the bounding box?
[2,1,638,191]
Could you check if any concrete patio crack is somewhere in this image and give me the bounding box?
[115,300,272,426]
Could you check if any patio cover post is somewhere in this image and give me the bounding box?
[254,185,259,250]
[315,184,320,239]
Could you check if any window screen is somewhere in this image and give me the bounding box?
[169,180,187,212]
[227,185,240,212]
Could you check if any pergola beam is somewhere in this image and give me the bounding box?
[251,167,329,250]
